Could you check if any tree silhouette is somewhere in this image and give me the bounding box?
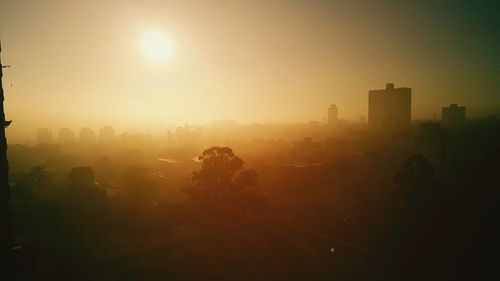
[11,166,51,201]
[28,165,49,184]
[186,146,264,224]
[191,146,244,195]
[27,166,50,191]
[394,154,435,210]
[66,167,107,216]
[235,169,258,189]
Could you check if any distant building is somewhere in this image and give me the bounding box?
[442,104,466,128]
[58,128,75,144]
[80,127,96,145]
[99,126,115,144]
[36,128,53,144]
[292,137,322,161]
[368,83,411,132]
[328,104,338,127]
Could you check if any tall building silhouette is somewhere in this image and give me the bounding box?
[442,104,466,128]
[79,127,96,145]
[58,128,75,144]
[36,128,53,144]
[328,104,338,127]
[368,83,411,132]
[99,126,115,144]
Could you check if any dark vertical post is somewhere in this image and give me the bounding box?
[0,40,13,278]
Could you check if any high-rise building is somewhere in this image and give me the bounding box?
[368,83,411,132]
[99,126,115,144]
[36,128,53,144]
[80,127,96,145]
[58,128,76,144]
[442,104,466,128]
[328,104,338,127]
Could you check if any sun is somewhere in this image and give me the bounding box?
[141,31,173,62]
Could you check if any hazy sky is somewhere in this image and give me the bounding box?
[1,0,499,141]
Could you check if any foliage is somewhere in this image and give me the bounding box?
[27,166,50,188]
[394,154,435,210]
[186,146,265,223]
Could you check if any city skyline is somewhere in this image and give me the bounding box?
[1,1,499,279]
[7,80,500,144]
[20,79,497,145]
[1,0,499,143]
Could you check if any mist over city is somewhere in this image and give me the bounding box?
[0,1,499,280]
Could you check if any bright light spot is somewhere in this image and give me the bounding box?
[141,31,173,62]
[330,247,335,253]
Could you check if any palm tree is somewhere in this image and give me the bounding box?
[26,166,51,199]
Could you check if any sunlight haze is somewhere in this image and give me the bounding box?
[1,1,500,279]
[141,30,173,62]
[0,0,499,143]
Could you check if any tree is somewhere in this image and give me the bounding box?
[12,166,51,201]
[28,166,51,198]
[186,146,265,223]
[190,146,244,195]
[66,166,108,217]
[27,166,50,186]
[394,154,435,210]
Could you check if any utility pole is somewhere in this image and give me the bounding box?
[0,40,13,278]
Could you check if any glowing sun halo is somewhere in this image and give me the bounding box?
[141,31,173,62]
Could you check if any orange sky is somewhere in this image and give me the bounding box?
[1,0,499,142]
